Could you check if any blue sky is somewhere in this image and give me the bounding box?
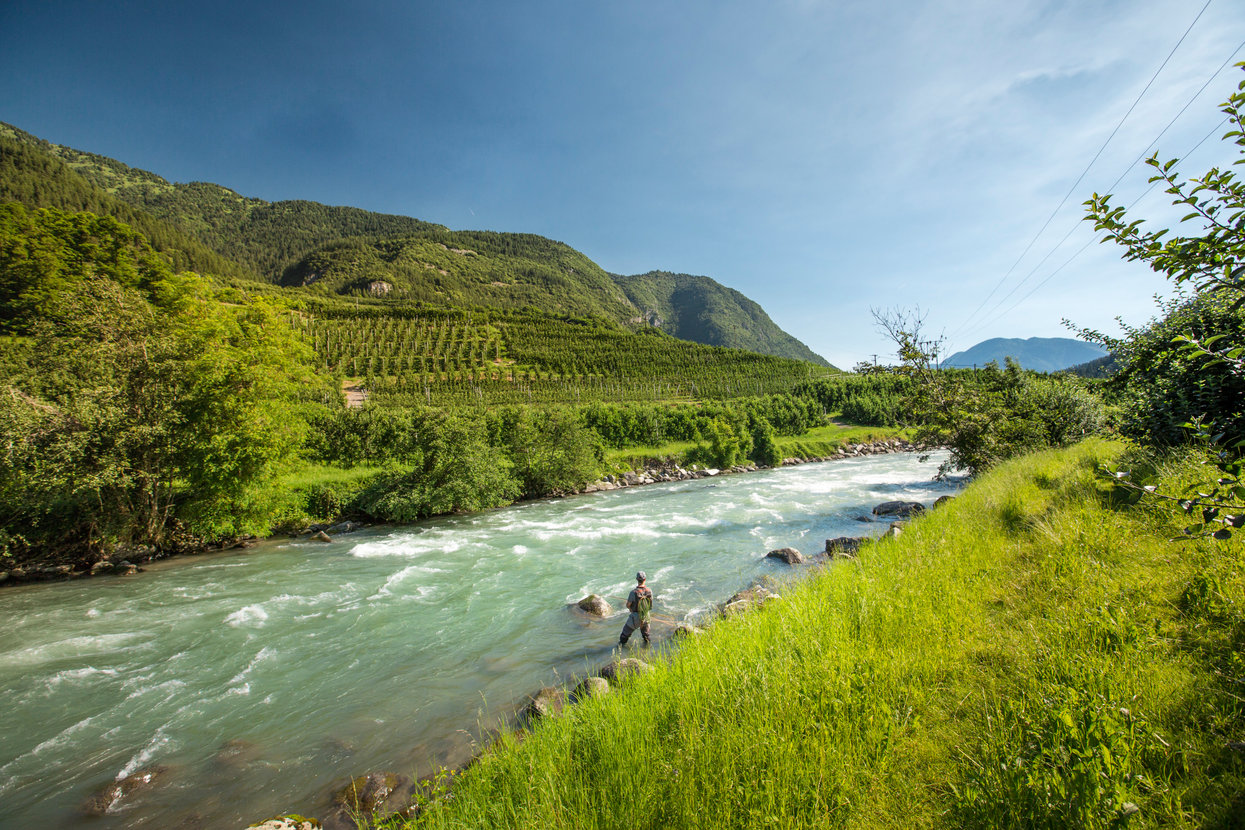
[3,0,1244,368]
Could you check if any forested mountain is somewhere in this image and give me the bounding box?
[943,337,1106,372]
[0,122,443,280]
[612,270,831,366]
[283,232,637,321]
[0,120,824,363]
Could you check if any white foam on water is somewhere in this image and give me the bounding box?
[118,726,172,779]
[368,565,448,602]
[227,683,250,696]
[0,632,148,668]
[225,604,269,627]
[512,545,529,554]
[229,647,276,686]
[124,678,187,702]
[531,522,664,543]
[42,666,120,692]
[351,536,462,558]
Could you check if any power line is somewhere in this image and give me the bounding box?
[963,116,1230,335]
[949,0,1216,339]
[970,39,1245,330]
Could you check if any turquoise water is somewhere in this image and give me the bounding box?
[0,452,955,828]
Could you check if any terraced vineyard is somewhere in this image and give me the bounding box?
[295,308,836,406]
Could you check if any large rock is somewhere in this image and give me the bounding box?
[311,531,332,543]
[521,687,564,724]
[598,658,651,685]
[569,676,610,703]
[575,594,611,616]
[872,500,925,518]
[933,495,955,508]
[82,765,169,816]
[765,547,804,565]
[248,816,322,829]
[722,585,780,617]
[825,537,863,558]
[672,622,702,638]
[330,771,409,820]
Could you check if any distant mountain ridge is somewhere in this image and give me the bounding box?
[944,337,1106,372]
[0,120,829,366]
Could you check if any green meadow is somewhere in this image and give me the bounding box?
[386,439,1243,829]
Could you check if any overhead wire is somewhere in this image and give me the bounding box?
[980,116,1231,327]
[949,0,1216,340]
[957,41,1245,340]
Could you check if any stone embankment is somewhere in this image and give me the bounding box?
[580,437,920,494]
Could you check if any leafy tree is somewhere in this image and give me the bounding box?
[0,206,310,557]
[748,415,782,467]
[1081,67,1245,449]
[352,413,518,522]
[871,308,1104,476]
[507,407,601,498]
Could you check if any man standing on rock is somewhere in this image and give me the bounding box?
[619,571,653,647]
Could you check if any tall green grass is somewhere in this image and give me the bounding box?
[385,439,1244,829]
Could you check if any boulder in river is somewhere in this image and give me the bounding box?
[330,771,410,822]
[82,765,169,816]
[575,594,611,616]
[673,622,702,638]
[722,584,779,617]
[765,547,804,565]
[825,537,863,558]
[311,531,332,543]
[933,495,955,508]
[872,500,925,518]
[247,816,322,829]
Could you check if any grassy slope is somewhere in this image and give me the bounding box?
[392,439,1244,829]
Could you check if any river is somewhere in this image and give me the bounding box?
[0,451,956,828]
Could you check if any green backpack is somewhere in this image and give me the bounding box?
[634,587,652,623]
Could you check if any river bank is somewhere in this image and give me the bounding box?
[0,437,921,589]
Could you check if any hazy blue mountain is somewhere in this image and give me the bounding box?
[943,337,1107,372]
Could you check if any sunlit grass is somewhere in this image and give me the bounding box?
[382,438,1244,829]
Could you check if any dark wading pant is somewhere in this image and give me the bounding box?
[619,612,650,645]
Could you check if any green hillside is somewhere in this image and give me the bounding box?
[613,270,831,366]
[0,127,250,280]
[282,231,637,321]
[0,121,443,280]
[0,122,828,363]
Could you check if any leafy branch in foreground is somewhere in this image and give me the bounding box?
[1083,67,1245,539]
[1105,421,1245,541]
